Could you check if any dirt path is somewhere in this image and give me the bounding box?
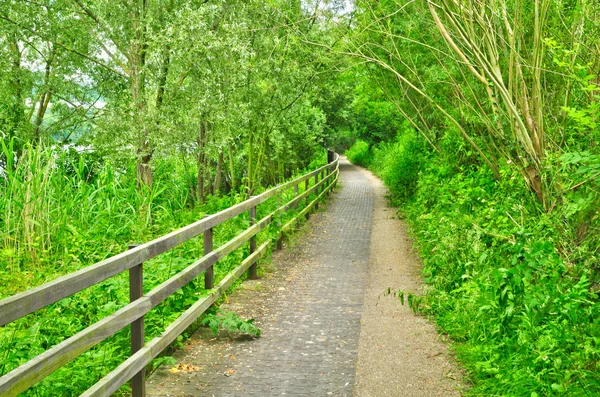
[146,157,463,396]
[353,166,463,396]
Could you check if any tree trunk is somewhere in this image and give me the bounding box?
[228,141,236,193]
[32,45,56,142]
[130,0,151,191]
[214,150,223,196]
[197,121,207,202]
[247,125,254,197]
[8,32,26,155]
[155,44,170,110]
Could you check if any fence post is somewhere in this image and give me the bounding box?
[128,244,145,397]
[334,164,338,188]
[276,193,283,250]
[293,183,299,210]
[204,225,214,289]
[314,172,320,210]
[326,150,333,195]
[304,179,310,220]
[248,201,258,279]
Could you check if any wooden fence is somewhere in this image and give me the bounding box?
[0,152,340,397]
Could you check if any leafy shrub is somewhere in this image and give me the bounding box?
[403,160,600,396]
[356,128,600,395]
[345,139,372,166]
[201,309,261,337]
[370,132,425,203]
[347,127,426,203]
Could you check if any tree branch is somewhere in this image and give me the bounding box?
[0,14,128,79]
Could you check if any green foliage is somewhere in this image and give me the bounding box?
[353,100,599,395]
[345,0,600,393]
[201,309,261,338]
[344,139,371,167]
[347,127,426,203]
[384,288,424,314]
[0,0,350,199]
[399,158,600,395]
[370,130,426,203]
[350,79,405,145]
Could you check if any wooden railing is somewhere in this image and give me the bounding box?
[0,152,340,397]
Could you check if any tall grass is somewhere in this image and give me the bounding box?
[1,142,150,294]
[1,141,52,272]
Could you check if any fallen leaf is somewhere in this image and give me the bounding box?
[224,369,236,376]
[170,363,201,373]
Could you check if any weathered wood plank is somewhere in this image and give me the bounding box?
[128,247,145,397]
[0,153,338,396]
[143,213,274,306]
[81,240,271,397]
[0,297,152,397]
[203,228,214,290]
[283,170,336,211]
[281,170,339,235]
[0,168,306,326]
[0,213,274,395]
[249,204,258,280]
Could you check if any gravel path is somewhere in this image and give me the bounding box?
[146,157,463,396]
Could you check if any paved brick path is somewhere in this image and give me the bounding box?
[147,158,374,396]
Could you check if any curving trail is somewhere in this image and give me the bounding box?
[147,157,463,396]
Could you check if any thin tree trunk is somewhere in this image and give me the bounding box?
[33,92,51,142]
[155,45,170,110]
[228,141,236,193]
[197,121,207,202]
[33,45,56,142]
[214,150,223,196]
[247,125,254,197]
[8,32,26,153]
[131,0,152,191]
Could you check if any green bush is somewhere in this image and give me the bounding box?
[345,139,372,167]
[353,126,600,395]
[347,128,426,204]
[403,159,600,396]
[370,132,425,203]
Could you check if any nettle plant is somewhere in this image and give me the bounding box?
[201,308,261,338]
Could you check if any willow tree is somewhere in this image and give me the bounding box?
[426,0,550,204]
[328,0,599,208]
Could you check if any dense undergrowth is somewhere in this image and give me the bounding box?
[0,141,327,396]
[347,131,600,396]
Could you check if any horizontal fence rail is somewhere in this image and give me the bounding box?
[0,152,340,397]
